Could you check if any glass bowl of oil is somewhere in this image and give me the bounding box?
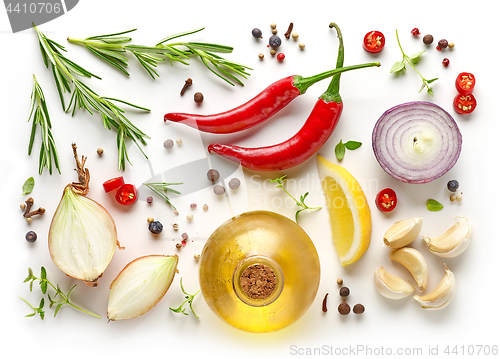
[199,210,321,333]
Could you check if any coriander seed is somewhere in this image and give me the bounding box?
[97,148,104,156]
[456,194,463,202]
[448,42,455,49]
[272,28,278,35]
[186,214,193,221]
[203,204,209,211]
[270,23,276,29]
[176,242,182,249]
[172,223,179,231]
[298,42,305,50]
[26,217,33,224]
[258,53,264,60]
[292,32,299,40]
[337,278,343,285]
[194,253,201,261]
[147,217,154,223]
[176,138,182,146]
[270,49,277,56]
[20,203,26,210]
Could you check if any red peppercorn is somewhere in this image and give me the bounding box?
[442,58,450,67]
[276,53,285,62]
[411,28,420,36]
[436,45,442,51]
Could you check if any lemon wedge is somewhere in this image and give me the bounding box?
[317,155,372,266]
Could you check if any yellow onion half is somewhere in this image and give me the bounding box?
[107,254,179,321]
[48,185,119,286]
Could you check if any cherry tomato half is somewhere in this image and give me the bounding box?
[455,72,475,95]
[376,188,397,212]
[115,184,138,205]
[453,93,477,114]
[363,31,385,53]
[102,176,125,193]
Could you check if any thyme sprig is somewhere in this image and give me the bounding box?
[20,267,101,319]
[143,182,182,210]
[28,75,61,175]
[390,29,438,96]
[269,175,321,224]
[169,278,200,318]
[67,27,252,85]
[34,24,150,170]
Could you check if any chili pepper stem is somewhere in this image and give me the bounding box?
[321,23,345,103]
[294,62,379,95]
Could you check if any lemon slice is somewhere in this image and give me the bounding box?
[317,155,372,266]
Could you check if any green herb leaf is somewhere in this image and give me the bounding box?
[344,141,362,150]
[408,50,426,63]
[427,78,438,84]
[427,199,444,211]
[390,60,405,73]
[335,140,346,161]
[22,177,35,195]
[169,278,200,318]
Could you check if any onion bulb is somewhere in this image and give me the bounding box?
[372,102,462,184]
[48,144,122,286]
[107,255,179,321]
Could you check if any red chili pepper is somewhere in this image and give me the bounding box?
[455,72,475,95]
[453,93,477,114]
[115,184,138,205]
[208,23,379,171]
[164,64,378,134]
[102,176,125,193]
[375,188,397,212]
[363,31,385,53]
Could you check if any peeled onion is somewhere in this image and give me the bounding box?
[372,102,462,184]
[107,255,179,321]
[48,144,121,286]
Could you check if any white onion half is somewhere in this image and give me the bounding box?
[372,102,462,184]
[49,186,118,286]
[107,255,179,321]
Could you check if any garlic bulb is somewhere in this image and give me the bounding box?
[107,255,179,321]
[48,144,121,286]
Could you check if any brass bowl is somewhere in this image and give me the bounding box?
[199,211,321,333]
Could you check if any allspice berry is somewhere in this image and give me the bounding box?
[97,148,104,156]
[423,34,433,45]
[339,286,350,297]
[338,302,350,315]
[194,92,204,104]
[353,304,365,314]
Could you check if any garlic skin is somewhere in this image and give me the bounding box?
[107,254,179,321]
[423,216,471,258]
[383,217,423,248]
[390,247,428,291]
[49,186,118,286]
[414,265,456,310]
[374,267,415,300]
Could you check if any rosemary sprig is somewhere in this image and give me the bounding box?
[20,267,100,319]
[28,75,61,175]
[67,27,252,85]
[143,182,182,210]
[34,24,150,170]
[269,175,321,224]
[169,278,200,318]
[390,29,438,96]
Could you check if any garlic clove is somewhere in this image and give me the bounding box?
[383,217,423,248]
[49,186,118,286]
[390,247,429,291]
[413,264,456,310]
[107,254,179,321]
[423,216,471,258]
[374,267,415,300]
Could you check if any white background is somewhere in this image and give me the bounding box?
[1,0,499,358]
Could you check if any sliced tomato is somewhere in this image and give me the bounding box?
[103,176,125,193]
[363,31,385,53]
[453,93,476,114]
[376,188,397,212]
[455,72,475,95]
[115,184,138,205]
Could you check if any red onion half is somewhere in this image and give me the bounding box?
[372,102,462,184]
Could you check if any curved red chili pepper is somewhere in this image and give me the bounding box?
[164,64,378,134]
[208,23,378,171]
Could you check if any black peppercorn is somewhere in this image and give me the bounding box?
[339,286,350,297]
[338,302,350,315]
[25,231,37,243]
[148,221,163,234]
[353,304,365,314]
[423,34,433,45]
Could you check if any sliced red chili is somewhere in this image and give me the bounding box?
[102,176,125,193]
[455,72,475,95]
[453,93,477,114]
[115,184,138,205]
[375,188,397,212]
[363,31,385,53]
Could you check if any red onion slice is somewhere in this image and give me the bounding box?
[372,101,462,184]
